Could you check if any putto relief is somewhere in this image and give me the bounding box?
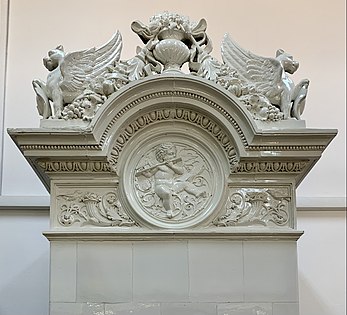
[134,142,212,222]
[32,12,309,122]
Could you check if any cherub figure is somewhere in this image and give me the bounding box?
[136,143,206,218]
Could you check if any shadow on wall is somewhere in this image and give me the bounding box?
[0,252,49,315]
[299,272,333,315]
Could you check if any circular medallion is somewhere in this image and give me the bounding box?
[119,125,227,228]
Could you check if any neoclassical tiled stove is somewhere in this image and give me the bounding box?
[9,12,336,315]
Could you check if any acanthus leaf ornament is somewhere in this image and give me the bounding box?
[212,188,290,227]
[33,12,309,122]
[57,190,137,227]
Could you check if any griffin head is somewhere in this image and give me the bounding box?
[276,49,299,74]
[43,45,65,71]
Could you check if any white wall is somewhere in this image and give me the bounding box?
[298,211,346,315]
[0,0,345,314]
[0,210,49,315]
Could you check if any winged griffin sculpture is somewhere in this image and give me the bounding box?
[221,35,310,120]
[32,32,124,119]
[32,12,309,122]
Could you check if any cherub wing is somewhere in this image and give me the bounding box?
[60,31,122,94]
[221,34,283,100]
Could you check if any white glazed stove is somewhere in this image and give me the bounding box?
[9,12,336,315]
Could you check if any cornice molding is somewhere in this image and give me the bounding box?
[43,228,304,241]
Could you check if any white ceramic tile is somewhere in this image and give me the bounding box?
[82,302,105,315]
[133,241,189,302]
[77,241,132,303]
[50,302,105,315]
[188,240,243,302]
[50,241,77,302]
[273,302,299,315]
[243,241,299,302]
[217,303,272,315]
[161,302,217,315]
[105,303,160,315]
[50,302,83,315]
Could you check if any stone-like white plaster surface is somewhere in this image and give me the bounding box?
[243,241,299,302]
[77,242,132,303]
[133,241,189,302]
[50,242,76,302]
[188,240,243,302]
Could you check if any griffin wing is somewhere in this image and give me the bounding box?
[221,34,283,100]
[60,31,122,95]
